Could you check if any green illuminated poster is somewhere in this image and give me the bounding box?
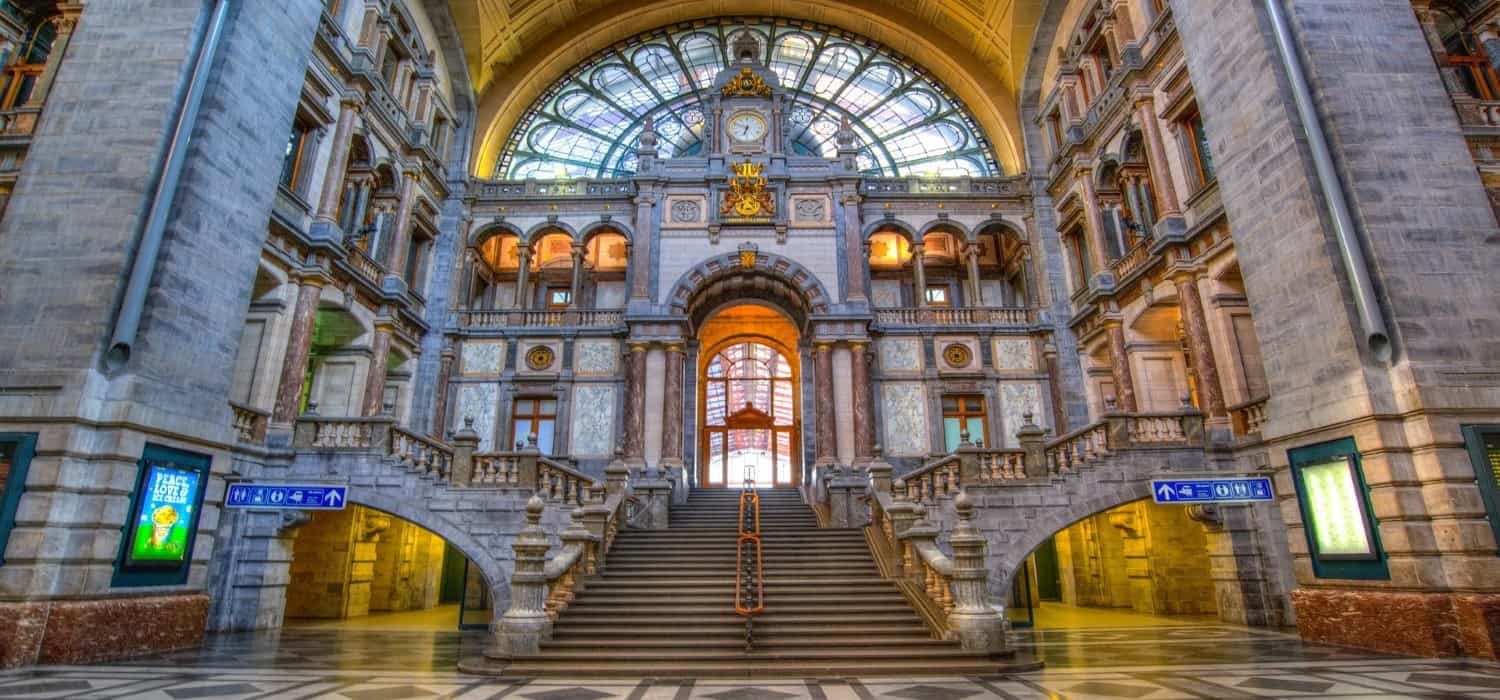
[124,463,203,568]
[1300,457,1375,558]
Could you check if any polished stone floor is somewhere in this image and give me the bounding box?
[1,624,1498,699]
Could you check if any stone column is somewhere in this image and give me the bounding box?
[431,343,456,437]
[568,242,585,306]
[911,242,928,305]
[314,97,362,225]
[661,343,685,469]
[1105,320,1138,412]
[1042,340,1069,431]
[1174,271,1227,419]
[361,316,396,417]
[24,5,81,109]
[383,168,420,278]
[622,342,649,464]
[1078,171,1113,272]
[849,341,874,463]
[1135,99,1182,219]
[842,191,867,301]
[271,271,327,425]
[813,342,836,466]
[963,242,983,305]
[629,192,656,301]
[351,180,373,234]
[513,248,531,309]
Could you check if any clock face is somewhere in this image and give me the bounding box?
[728,113,767,143]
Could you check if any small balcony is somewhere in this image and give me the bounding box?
[457,308,625,330]
[873,306,1036,329]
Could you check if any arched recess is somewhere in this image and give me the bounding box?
[340,491,506,606]
[990,476,1156,598]
[470,1,1028,177]
[666,251,832,331]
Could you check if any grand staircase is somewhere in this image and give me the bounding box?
[498,488,1036,677]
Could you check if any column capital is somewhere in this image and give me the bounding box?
[846,340,868,351]
[628,341,651,352]
[664,342,685,353]
[372,316,399,333]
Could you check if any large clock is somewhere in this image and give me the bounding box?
[727,112,767,144]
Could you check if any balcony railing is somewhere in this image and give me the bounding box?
[471,178,635,198]
[1110,238,1153,281]
[458,308,624,329]
[344,241,385,284]
[874,306,1035,328]
[859,176,1026,196]
[1230,396,1269,437]
[229,402,268,444]
[1452,96,1500,128]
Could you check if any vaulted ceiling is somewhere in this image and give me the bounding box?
[446,0,1048,177]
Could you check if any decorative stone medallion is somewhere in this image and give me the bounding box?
[525,345,556,371]
[670,200,701,223]
[942,343,973,369]
[794,198,825,221]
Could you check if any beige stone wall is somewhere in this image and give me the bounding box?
[286,506,449,619]
[1050,500,1216,616]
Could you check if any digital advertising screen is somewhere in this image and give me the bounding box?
[124,462,204,568]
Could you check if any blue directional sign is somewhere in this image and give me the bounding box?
[1151,477,1274,504]
[224,483,347,510]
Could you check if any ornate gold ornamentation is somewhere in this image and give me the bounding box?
[525,345,556,371]
[942,343,972,368]
[721,159,775,219]
[721,67,771,97]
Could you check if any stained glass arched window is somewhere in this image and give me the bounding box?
[498,18,1000,179]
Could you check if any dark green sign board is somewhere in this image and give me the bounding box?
[113,444,210,587]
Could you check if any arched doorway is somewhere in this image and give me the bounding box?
[697,305,801,488]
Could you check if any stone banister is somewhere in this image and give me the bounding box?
[389,426,453,481]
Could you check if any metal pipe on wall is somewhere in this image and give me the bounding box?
[1262,0,1392,362]
[105,0,231,372]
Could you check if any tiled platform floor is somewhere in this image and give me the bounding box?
[1,624,1498,699]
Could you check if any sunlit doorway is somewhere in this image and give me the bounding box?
[697,307,800,488]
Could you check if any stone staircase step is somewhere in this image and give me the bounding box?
[549,623,932,637]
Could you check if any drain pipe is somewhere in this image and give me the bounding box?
[1262,0,1391,362]
[105,0,230,372]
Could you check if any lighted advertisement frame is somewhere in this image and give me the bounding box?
[112,444,211,587]
[1288,437,1389,580]
[1461,425,1500,555]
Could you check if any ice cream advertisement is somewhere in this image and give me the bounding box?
[125,463,202,567]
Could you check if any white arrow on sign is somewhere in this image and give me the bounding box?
[1156,483,1176,501]
[324,490,343,506]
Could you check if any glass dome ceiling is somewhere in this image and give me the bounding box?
[497,18,1001,180]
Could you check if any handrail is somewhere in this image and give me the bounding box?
[735,483,764,650]
[390,426,453,481]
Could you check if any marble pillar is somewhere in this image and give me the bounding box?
[361,318,395,417]
[1043,341,1069,431]
[568,242,585,306]
[814,342,836,465]
[623,342,648,463]
[513,248,531,309]
[314,97,361,225]
[383,169,420,277]
[662,343,685,469]
[629,193,656,301]
[1175,272,1227,418]
[1079,172,1113,273]
[963,243,983,305]
[850,341,874,463]
[1106,321,1138,412]
[1135,99,1182,219]
[911,243,928,305]
[271,272,326,425]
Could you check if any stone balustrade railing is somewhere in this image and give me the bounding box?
[1451,96,1500,128]
[874,306,1034,328]
[1109,237,1154,281]
[1045,409,1204,475]
[457,309,624,329]
[1230,396,1269,437]
[343,240,385,284]
[390,427,453,481]
[471,178,636,199]
[229,402,268,444]
[865,474,1008,655]
[295,415,393,450]
[487,462,632,660]
[858,176,1026,196]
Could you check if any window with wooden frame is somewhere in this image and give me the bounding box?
[510,398,557,454]
[1432,4,1500,100]
[942,395,989,451]
[924,284,952,307]
[279,121,312,193]
[1180,110,1216,193]
[1066,228,1093,291]
[545,286,572,309]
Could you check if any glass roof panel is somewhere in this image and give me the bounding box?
[497,18,1000,179]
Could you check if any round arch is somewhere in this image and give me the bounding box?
[988,478,1155,600]
[521,220,580,247]
[863,218,919,244]
[342,491,507,605]
[471,2,1027,177]
[916,219,974,242]
[666,250,832,330]
[470,220,526,247]
[578,219,635,245]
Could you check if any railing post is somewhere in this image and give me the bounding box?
[604,454,630,500]
[947,492,1010,654]
[888,480,918,578]
[450,417,479,486]
[1017,413,1048,479]
[633,468,672,530]
[488,496,552,659]
[518,440,541,490]
[828,464,871,528]
[957,442,981,484]
[900,503,940,586]
[867,456,893,495]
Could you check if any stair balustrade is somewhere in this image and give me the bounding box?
[1044,409,1205,475]
[488,462,634,661]
[229,401,268,444]
[866,483,1009,655]
[736,487,764,650]
[389,427,453,481]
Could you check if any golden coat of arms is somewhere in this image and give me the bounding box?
[721,67,771,97]
[721,160,775,219]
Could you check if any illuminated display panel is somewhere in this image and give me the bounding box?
[1288,438,1389,580]
[498,18,1000,179]
[1461,425,1500,555]
[113,444,211,587]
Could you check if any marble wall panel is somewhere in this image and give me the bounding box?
[871,279,903,308]
[993,337,1035,371]
[882,382,929,457]
[594,281,625,309]
[573,339,618,376]
[879,338,923,373]
[456,383,499,451]
[570,384,616,457]
[998,381,1043,448]
[462,341,505,375]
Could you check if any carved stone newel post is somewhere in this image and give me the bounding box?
[489,496,551,658]
[947,492,1010,654]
